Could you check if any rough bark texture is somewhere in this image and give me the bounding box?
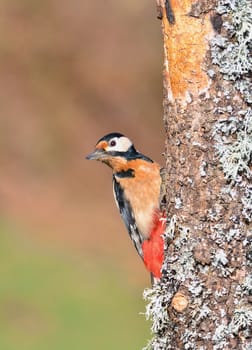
[144,0,252,349]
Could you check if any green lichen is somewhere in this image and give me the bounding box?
[214,109,252,183]
[229,305,252,334]
[211,0,252,103]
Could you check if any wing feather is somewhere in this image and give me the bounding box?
[113,177,143,258]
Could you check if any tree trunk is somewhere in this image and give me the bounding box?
[144,1,252,349]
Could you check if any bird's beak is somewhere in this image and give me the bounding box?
[86,149,106,161]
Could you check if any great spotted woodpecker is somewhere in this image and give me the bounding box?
[86,133,166,279]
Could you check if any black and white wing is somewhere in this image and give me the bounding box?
[113,177,143,259]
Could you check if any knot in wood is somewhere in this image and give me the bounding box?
[171,292,189,312]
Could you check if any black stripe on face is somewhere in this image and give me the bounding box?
[115,169,135,178]
[109,146,153,163]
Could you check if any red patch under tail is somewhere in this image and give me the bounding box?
[142,212,166,278]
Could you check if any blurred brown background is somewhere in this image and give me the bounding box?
[0,1,164,348]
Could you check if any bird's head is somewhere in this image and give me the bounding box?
[86,132,138,169]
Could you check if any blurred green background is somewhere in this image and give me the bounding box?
[0,0,164,348]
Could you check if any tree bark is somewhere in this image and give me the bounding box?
[144,1,252,349]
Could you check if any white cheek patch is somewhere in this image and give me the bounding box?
[106,136,132,152]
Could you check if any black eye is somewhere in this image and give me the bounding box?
[110,140,116,147]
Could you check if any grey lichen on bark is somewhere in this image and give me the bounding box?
[143,1,252,349]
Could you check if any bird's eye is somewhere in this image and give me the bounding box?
[110,140,116,147]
